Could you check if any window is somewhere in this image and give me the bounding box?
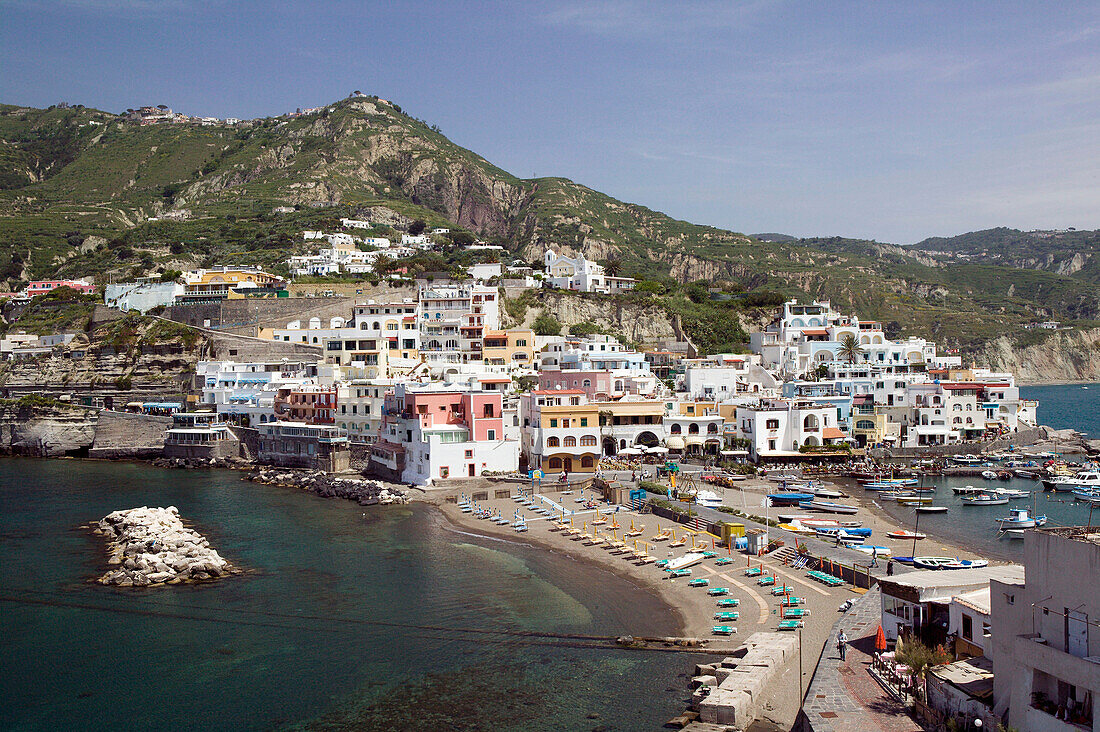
[670,424,682,434]
[962,614,973,640]
[580,435,596,446]
[547,437,560,447]
[440,466,449,478]
[581,456,594,468]
[766,419,780,429]
[548,457,562,469]
[549,418,558,428]
[580,418,588,427]
[487,430,496,440]
[563,436,576,447]
[465,450,473,458]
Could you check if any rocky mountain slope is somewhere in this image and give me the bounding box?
[2,95,1098,362]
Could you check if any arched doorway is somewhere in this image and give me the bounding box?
[635,431,659,448]
[602,437,617,456]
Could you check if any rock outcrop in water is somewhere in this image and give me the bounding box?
[248,469,408,505]
[95,506,234,587]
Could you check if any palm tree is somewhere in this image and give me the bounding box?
[839,333,863,364]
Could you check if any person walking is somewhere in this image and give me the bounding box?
[837,630,848,661]
[870,547,878,568]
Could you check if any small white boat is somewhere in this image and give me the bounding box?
[960,493,1009,506]
[813,486,846,499]
[666,552,706,571]
[991,487,1028,499]
[981,470,998,480]
[952,484,984,495]
[912,556,956,570]
[848,544,891,556]
[941,559,988,570]
[695,490,723,508]
[886,530,926,540]
[915,506,948,513]
[1001,529,1026,540]
[799,499,859,514]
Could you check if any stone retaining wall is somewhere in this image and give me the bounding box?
[89,410,172,459]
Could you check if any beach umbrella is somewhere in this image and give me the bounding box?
[875,625,887,653]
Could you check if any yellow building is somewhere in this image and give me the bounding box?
[482,329,535,368]
[520,391,601,473]
[594,399,667,454]
[180,267,285,302]
[851,404,892,447]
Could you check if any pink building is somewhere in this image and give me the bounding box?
[24,279,95,297]
[370,384,518,484]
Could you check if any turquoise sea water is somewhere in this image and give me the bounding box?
[0,459,699,731]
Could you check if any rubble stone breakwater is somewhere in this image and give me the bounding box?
[94,506,235,587]
[247,469,408,506]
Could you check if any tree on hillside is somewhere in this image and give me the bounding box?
[839,333,863,364]
[603,257,622,276]
[408,219,426,236]
[532,312,561,336]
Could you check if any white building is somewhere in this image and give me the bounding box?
[104,277,184,312]
[734,399,845,461]
[419,284,500,366]
[543,248,635,294]
[990,527,1100,731]
[198,359,319,425]
[680,354,780,400]
[467,262,503,282]
[340,218,372,229]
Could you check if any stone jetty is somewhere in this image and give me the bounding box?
[95,506,233,587]
[247,469,408,505]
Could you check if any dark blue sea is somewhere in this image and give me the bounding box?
[1021,382,1100,437]
[0,459,697,731]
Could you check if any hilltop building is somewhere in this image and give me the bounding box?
[543,248,635,294]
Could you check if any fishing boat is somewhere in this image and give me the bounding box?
[996,507,1046,529]
[798,499,859,514]
[950,455,984,467]
[863,480,918,490]
[896,496,932,506]
[960,493,1009,506]
[915,505,948,513]
[941,559,988,570]
[990,487,1028,499]
[1072,488,1100,503]
[798,518,842,529]
[912,556,957,570]
[1013,469,1040,480]
[981,470,998,480]
[767,492,815,506]
[886,530,926,540]
[816,525,871,537]
[952,484,984,495]
[665,552,706,572]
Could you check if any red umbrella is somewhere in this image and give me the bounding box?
[874,625,887,653]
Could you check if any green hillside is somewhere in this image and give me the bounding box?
[1,95,1097,353]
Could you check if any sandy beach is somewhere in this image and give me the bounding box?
[426,483,874,729]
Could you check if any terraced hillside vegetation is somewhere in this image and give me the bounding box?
[1,96,1098,356]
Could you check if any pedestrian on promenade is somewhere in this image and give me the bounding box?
[886,559,894,576]
[870,547,878,568]
[837,630,848,661]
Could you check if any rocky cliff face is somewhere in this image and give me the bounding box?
[966,327,1100,384]
[0,403,99,456]
[506,290,687,347]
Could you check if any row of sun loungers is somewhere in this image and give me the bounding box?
[807,570,844,586]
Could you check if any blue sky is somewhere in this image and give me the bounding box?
[2,0,1098,243]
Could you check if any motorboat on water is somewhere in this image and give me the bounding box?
[1000,529,1026,540]
[996,507,1046,529]
[1043,471,1100,492]
[981,470,999,480]
[915,506,949,513]
[798,499,859,514]
[1072,488,1100,504]
[896,496,932,506]
[950,455,984,467]
[960,493,1010,506]
[952,484,984,495]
